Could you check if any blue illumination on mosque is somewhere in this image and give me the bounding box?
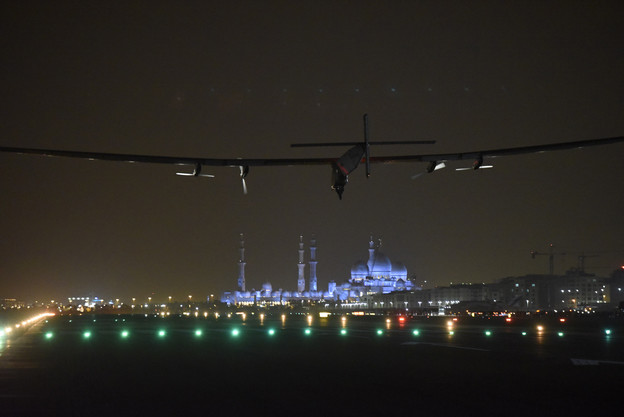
[221,235,418,306]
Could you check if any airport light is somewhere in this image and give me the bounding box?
[83,331,92,339]
[268,328,275,336]
[304,328,312,336]
[231,328,240,337]
[605,329,612,335]
[521,332,527,336]
[412,330,420,336]
[45,332,53,339]
[121,330,129,338]
[448,330,454,335]
[536,325,544,332]
[557,332,564,337]
[376,329,384,336]
[485,330,492,336]
[194,330,202,337]
[158,330,166,338]
[340,329,347,336]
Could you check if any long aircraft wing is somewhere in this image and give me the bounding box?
[1,135,623,166]
[1,134,623,199]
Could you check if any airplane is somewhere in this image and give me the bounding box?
[1,114,623,199]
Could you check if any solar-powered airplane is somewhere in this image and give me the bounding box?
[1,114,623,199]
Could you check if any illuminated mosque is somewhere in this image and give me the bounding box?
[220,234,417,306]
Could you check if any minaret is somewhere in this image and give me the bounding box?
[297,235,306,293]
[237,233,246,292]
[367,235,376,275]
[309,236,318,292]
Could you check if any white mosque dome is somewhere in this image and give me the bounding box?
[351,261,368,279]
[392,261,408,277]
[262,282,272,292]
[282,291,291,298]
[370,251,392,276]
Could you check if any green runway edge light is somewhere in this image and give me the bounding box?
[558,332,564,337]
[45,332,53,339]
[485,330,492,336]
[376,329,384,336]
[121,330,129,338]
[158,330,166,337]
[231,328,240,337]
[340,329,347,336]
[522,332,527,336]
[304,328,312,336]
[83,331,91,339]
[412,330,420,336]
[605,329,612,335]
[268,329,275,336]
[195,330,203,337]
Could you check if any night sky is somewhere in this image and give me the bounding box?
[1,1,623,302]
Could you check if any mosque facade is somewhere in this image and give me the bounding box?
[220,235,417,306]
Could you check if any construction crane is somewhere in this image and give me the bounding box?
[530,243,566,275]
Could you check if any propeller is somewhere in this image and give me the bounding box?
[411,161,445,179]
[175,163,215,177]
[239,165,249,194]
